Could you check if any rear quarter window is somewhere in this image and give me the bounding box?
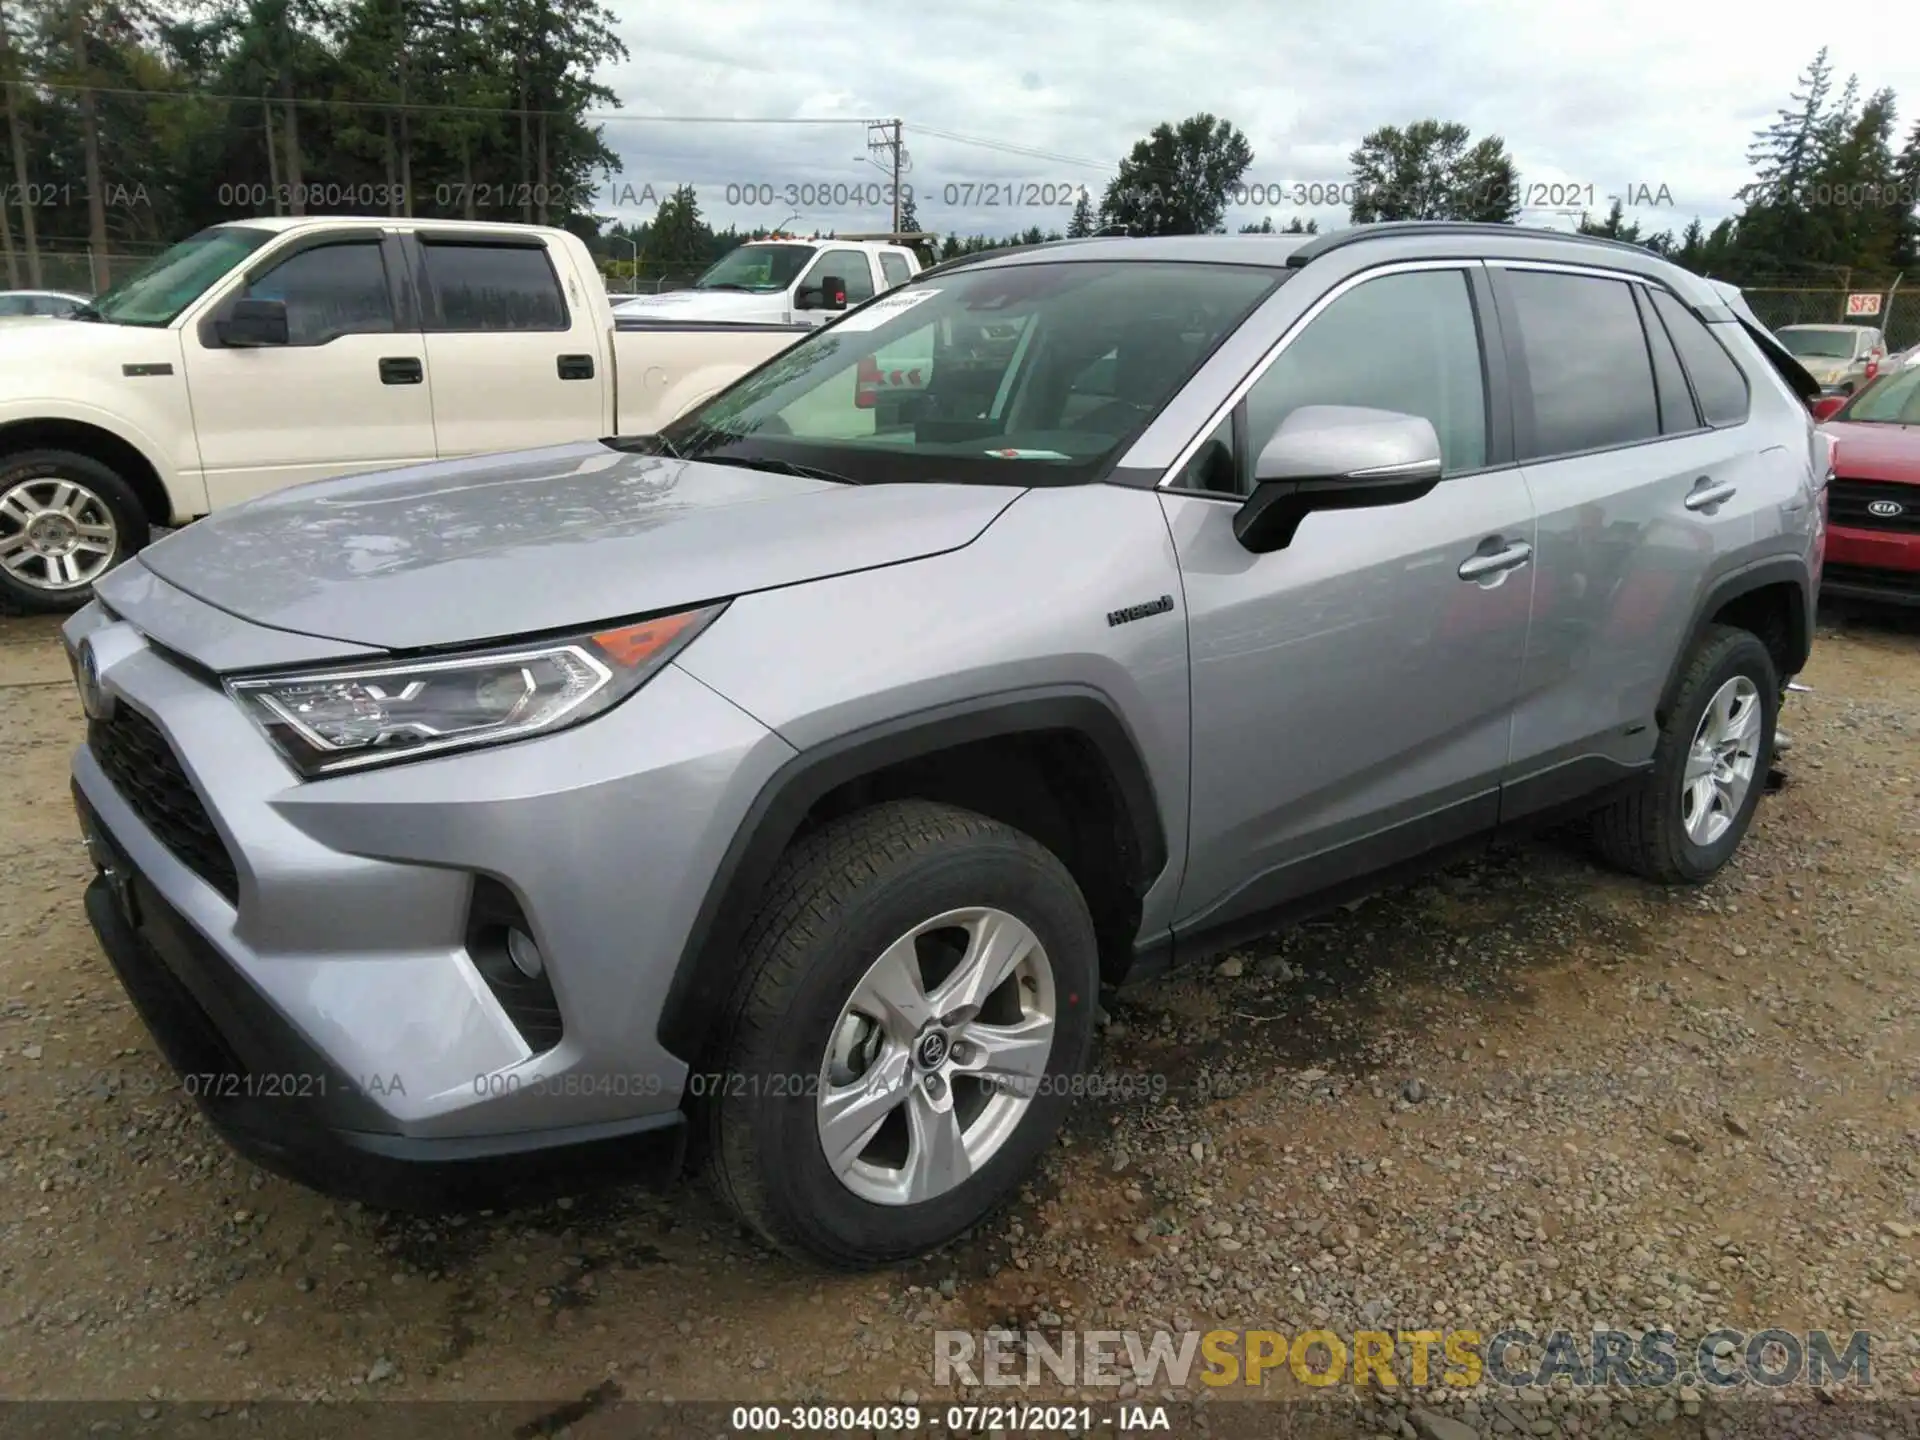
[1648,288,1751,428]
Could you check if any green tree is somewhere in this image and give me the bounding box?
[896,183,918,233]
[1099,112,1253,237]
[1347,119,1518,223]
[1065,187,1095,237]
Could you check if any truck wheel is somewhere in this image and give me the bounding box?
[0,450,149,615]
[1590,624,1778,885]
[702,800,1097,1268]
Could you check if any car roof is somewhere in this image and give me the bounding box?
[917,222,1730,312]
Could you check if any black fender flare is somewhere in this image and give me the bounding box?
[1657,555,1812,722]
[655,686,1168,1063]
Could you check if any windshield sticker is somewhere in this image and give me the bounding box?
[833,288,940,332]
[983,448,1071,460]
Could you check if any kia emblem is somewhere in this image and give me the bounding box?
[1867,499,1905,518]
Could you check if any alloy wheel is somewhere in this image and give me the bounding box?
[0,477,120,592]
[1681,675,1762,846]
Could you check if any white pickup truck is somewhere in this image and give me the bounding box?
[0,217,887,613]
[614,236,924,328]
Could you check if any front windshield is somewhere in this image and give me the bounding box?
[692,244,816,293]
[1778,328,1859,360]
[87,226,275,326]
[659,260,1281,487]
[1837,365,1920,424]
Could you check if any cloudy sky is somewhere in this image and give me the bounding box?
[579,0,1920,243]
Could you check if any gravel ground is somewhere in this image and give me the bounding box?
[2,604,1918,1438]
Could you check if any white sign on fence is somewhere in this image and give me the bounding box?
[1846,292,1883,316]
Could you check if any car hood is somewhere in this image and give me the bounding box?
[615,289,791,324]
[1821,421,1920,484]
[131,442,1022,653]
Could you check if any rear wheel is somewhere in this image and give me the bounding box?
[0,450,149,615]
[1591,624,1777,884]
[702,800,1098,1268]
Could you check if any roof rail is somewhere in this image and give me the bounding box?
[914,238,1091,280]
[1285,220,1668,268]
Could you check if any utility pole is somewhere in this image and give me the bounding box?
[866,119,906,231]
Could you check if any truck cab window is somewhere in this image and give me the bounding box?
[242,241,394,346]
[421,243,569,331]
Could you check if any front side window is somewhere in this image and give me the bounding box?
[88,225,275,327]
[803,249,876,304]
[1505,270,1660,459]
[1242,268,1488,481]
[421,242,567,331]
[242,241,394,345]
[659,261,1280,487]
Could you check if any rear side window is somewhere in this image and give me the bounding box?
[878,252,911,288]
[1633,286,1701,434]
[420,242,568,332]
[1647,288,1750,427]
[1504,270,1659,459]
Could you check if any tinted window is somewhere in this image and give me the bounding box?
[0,295,29,316]
[1505,270,1659,458]
[244,241,393,345]
[1634,286,1701,434]
[879,252,911,288]
[1243,268,1487,478]
[804,249,875,303]
[1648,289,1750,427]
[421,243,567,331]
[34,296,78,316]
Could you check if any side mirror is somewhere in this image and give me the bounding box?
[217,297,289,347]
[1811,393,1847,422]
[1233,405,1444,554]
[804,275,847,311]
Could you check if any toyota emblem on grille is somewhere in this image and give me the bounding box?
[74,638,113,721]
[1867,499,1905,517]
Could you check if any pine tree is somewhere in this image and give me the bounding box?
[1066,188,1095,237]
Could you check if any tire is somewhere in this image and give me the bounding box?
[702,799,1098,1268]
[0,449,150,615]
[1591,624,1778,884]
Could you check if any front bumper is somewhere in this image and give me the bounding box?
[64,591,797,1203]
[1822,523,1920,606]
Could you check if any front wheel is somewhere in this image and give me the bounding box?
[702,800,1098,1268]
[1591,624,1778,884]
[0,450,150,615]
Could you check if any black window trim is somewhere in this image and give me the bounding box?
[1640,280,1753,431]
[405,231,572,334]
[1628,282,1707,437]
[195,227,406,350]
[1160,257,1510,501]
[1487,259,1698,466]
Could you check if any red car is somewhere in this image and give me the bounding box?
[1813,363,1920,606]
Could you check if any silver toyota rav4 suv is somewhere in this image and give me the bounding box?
[65,223,1828,1268]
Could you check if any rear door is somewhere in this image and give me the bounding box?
[408,232,606,457]
[185,230,436,508]
[1491,263,1771,814]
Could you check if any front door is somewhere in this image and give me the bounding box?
[1164,263,1537,935]
[184,233,436,509]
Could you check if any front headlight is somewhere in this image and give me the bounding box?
[228,603,727,777]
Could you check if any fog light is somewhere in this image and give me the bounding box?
[506,927,545,979]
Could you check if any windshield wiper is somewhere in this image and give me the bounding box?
[694,454,862,486]
[698,283,752,292]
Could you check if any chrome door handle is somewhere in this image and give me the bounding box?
[1457,542,1532,581]
[1685,482,1738,511]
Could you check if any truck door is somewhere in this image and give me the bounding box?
[185,231,436,509]
[409,233,607,457]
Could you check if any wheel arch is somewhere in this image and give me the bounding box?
[0,416,176,528]
[1657,557,1811,726]
[656,687,1169,1065]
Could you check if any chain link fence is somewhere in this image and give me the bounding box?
[1,247,174,296]
[1738,281,1916,351]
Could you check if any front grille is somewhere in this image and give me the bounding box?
[88,707,241,904]
[1829,478,1920,533]
[1823,562,1920,599]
